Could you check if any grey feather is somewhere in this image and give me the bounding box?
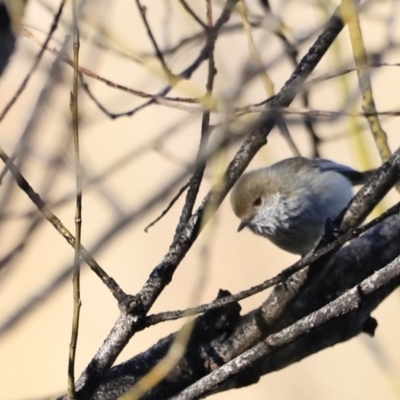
[313,159,367,185]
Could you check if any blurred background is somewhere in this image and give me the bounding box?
[0,0,400,399]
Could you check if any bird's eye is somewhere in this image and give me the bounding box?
[253,196,263,207]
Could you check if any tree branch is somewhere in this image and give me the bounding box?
[89,214,400,400]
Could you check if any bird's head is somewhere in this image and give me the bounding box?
[229,169,282,236]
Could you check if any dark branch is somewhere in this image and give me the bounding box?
[89,214,400,400]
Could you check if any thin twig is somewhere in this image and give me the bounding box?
[178,0,207,29]
[22,28,196,104]
[111,0,238,119]
[276,118,301,156]
[256,0,320,156]
[0,147,127,302]
[144,181,190,232]
[341,0,392,162]
[67,1,82,398]
[237,105,400,118]
[239,0,274,96]
[135,0,176,82]
[173,0,217,241]
[0,20,72,222]
[306,61,400,88]
[0,0,66,123]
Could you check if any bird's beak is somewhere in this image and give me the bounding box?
[237,219,249,232]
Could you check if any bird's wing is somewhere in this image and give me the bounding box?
[313,159,367,185]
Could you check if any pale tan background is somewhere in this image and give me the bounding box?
[1,1,400,399]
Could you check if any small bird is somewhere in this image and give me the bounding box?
[230,157,368,255]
